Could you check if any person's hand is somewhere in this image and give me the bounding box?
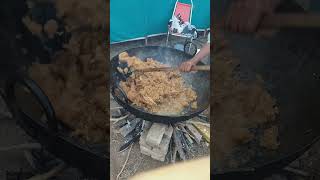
[179,60,197,72]
[224,0,281,33]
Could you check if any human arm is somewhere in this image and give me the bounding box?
[179,43,210,72]
[224,0,283,33]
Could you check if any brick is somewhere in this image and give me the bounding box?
[150,147,166,162]
[159,135,171,153]
[151,153,166,162]
[139,123,172,162]
[152,146,166,157]
[139,132,152,149]
[146,123,167,147]
[141,145,166,162]
[164,125,173,137]
[140,145,153,156]
[144,121,152,130]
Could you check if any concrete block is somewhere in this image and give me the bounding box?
[139,132,152,149]
[144,121,152,130]
[140,145,153,156]
[152,147,166,157]
[146,123,167,147]
[150,147,166,162]
[164,125,173,137]
[159,135,171,153]
[141,144,166,162]
[151,152,166,162]
[140,123,172,162]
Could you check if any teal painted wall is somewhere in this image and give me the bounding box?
[110,0,210,43]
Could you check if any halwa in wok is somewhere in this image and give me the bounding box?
[118,52,198,115]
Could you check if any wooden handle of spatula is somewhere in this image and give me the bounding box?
[137,65,210,72]
[191,65,210,71]
[261,13,320,28]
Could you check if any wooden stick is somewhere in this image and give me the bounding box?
[191,65,210,71]
[173,128,186,161]
[136,65,210,72]
[261,13,320,28]
[187,119,210,127]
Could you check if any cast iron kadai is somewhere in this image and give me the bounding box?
[3,73,108,179]
[110,46,210,124]
[212,12,320,180]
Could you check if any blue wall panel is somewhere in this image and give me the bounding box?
[110,0,210,43]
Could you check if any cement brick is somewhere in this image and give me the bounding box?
[140,124,171,162]
[141,144,166,162]
[139,132,152,149]
[159,135,171,153]
[155,125,173,154]
[151,153,166,162]
[143,136,170,160]
[139,132,147,145]
[152,146,166,157]
[149,147,166,162]
[146,123,167,147]
[140,145,153,156]
[164,125,173,137]
[144,121,152,130]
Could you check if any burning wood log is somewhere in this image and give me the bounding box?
[186,124,203,144]
[173,127,186,161]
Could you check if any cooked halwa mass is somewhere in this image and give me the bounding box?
[117,52,198,115]
[29,31,108,143]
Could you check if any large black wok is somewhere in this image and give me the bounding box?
[212,1,320,179]
[213,37,320,180]
[4,72,108,179]
[110,46,210,124]
[212,22,320,180]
